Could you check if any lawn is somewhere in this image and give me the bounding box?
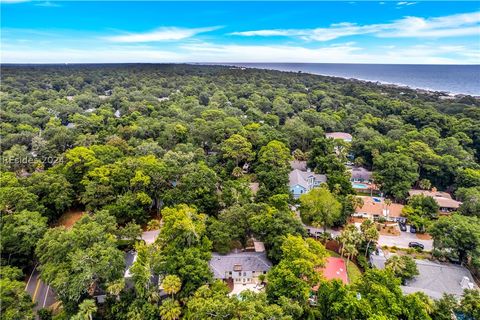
[327,250,363,284]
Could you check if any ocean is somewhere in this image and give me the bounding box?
[227,63,480,96]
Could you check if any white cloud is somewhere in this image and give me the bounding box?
[230,11,480,41]
[0,0,30,3]
[397,2,417,6]
[105,26,220,43]
[2,41,478,64]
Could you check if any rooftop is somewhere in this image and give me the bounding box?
[325,132,353,141]
[370,253,477,299]
[289,169,327,189]
[355,196,404,218]
[349,166,373,181]
[408,189,462,209]
[290,160,307,171]
[402,259,477,299]
[209,252,272,279]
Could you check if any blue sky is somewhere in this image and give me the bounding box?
[1,1,479,64]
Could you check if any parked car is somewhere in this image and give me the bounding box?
[399,222,407,232]
[408,242,424,250]
[410,225,417,233]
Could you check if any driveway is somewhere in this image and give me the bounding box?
[142,230,160,244]
[379,231,433,251]
[25,265,57,311]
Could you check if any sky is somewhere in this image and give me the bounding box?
[1,1,479,64]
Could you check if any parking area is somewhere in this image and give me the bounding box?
[379,230,433,251]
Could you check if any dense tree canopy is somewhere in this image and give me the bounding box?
[1,64,479,319]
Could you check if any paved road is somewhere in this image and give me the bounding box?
[142,230,160,244]
[303,224,433,251]
[25,265,57,311]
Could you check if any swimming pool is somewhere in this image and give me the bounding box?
[352,183,369,189]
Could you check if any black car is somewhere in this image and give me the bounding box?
[410,225,417,233]
[399,222,407,232]
[408,242,424,250]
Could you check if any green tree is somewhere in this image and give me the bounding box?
[1,210,47,266]
[429,214,480,264]
[299,187,342,232]
[385,255,419,283]
[72,299,97,320]
[220,134,254,167]
[266,235,327,303]
[35,211,124,312]
[0,266,35,320]
[27,171,74,221]
[162,275,182,298]
[373,152,419,200]
[432,294,458,320]
[456,187,480,217]
[256,140,291,199]
[460,289,480,320]
[249,204,306,262]
[159,298,181,320]
[360,219,379,257]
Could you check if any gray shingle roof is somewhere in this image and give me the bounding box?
[289,169,327,189]
[403,260,477,298]
[209,252,272,279]
[349,166,373,181]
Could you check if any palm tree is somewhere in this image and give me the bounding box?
[385,255,406,275]
[106,279,125,299]
[162,275,182,298]
[384,198,392,218]
[73,299,97,320]
[343,243,358,269]
[360,220,379,257]
[338,224,362,258]
[159,298,182,320]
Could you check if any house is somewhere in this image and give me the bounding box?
[408,189,462,213]
[354,196,404,219]
[289,161,327,198]
[325,132,353,143]
[370,253,477,299]
[349,166,373,183]
[209,252,272,291]
[289,168,327,199]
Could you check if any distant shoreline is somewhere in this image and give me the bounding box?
[2,62,479,97]
[217,63,480,97]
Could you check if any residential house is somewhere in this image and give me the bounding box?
[370,253,477,299]
[349,166,373,183]
[209,251,272,289]
[325,132,353,143]
[289,168,327,199]
[354,196,404,220]
[289,161,327,198]
[408,189,462,213]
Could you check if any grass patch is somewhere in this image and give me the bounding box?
[326,250,363,284]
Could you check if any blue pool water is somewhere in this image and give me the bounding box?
[352,183,369,189]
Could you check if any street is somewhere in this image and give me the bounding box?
[25,265,57,311]
[303,224,433,251]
